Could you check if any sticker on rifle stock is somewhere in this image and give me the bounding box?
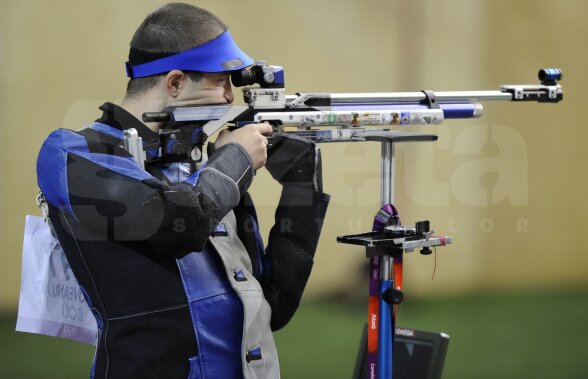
[328,113,337,125]
[382,112,401,125]
[410,112,422,124]
[360,112,382,125]
[335,113,354,124]
[392,112,401,124]
[351,112,360,126]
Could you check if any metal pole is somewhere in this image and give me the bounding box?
[381,142,395,204]
[377,141,395,379]
[330,90,512,104]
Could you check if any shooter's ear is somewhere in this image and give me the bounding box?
[165,70,187,98]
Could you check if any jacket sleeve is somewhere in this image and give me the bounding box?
[260,186,330,331]
[37,129,253,256]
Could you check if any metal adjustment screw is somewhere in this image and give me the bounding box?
[190,147,202,162]
[264,72,275,83]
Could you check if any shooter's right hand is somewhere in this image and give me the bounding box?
[215,123,272,169]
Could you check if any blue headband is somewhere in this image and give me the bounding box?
[126,30,254,78]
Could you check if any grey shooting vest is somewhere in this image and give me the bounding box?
[208,211,280,379]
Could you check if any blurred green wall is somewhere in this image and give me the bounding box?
[1,0,587,311]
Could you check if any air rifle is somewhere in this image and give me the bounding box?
[138,63,562,166]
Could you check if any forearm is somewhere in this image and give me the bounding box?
[40,129,253,255]
[263,186,330,330]
[151,142,254,254]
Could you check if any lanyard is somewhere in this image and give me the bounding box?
[368,204,400,379]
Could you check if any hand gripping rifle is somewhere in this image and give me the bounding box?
[135,63,563,379]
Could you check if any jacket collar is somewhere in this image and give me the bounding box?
[96,102,160,145]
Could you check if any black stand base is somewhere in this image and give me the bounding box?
[353,324,450,379]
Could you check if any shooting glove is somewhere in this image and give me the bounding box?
[265,133,323,192]
[262,133,330,330]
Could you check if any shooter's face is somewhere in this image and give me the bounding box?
[173,72,234,106]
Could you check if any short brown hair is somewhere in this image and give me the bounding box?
[125,3,227,98]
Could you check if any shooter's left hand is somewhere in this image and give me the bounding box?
[265,133,323,192]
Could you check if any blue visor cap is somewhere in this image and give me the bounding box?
[126,30,254,78]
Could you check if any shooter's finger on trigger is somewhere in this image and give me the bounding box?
[255,122,273,136]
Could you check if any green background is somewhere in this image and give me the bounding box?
[3,289,587,378]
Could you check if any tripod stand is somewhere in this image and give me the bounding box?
[338,132,453,379]
[330,69,562,378]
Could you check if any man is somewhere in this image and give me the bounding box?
[36,3,329,378]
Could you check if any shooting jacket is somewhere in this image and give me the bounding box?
[36,103,330,379]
